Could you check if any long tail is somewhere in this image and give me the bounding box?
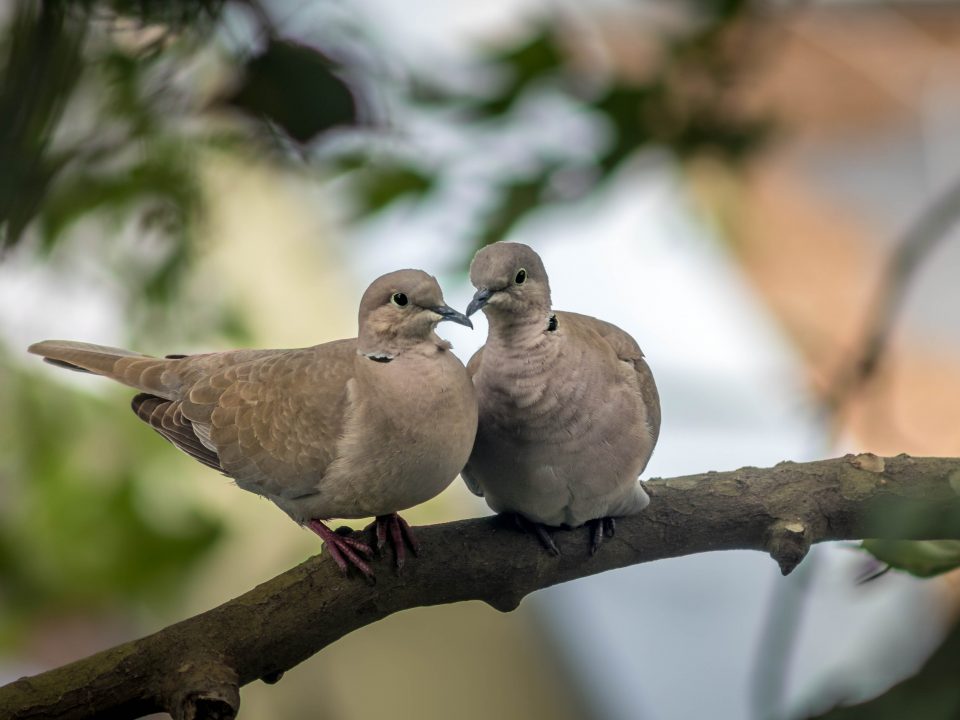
[27,340,184,399]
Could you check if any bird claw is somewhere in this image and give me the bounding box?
[588,517,617,555]
[513,514,561,556]
[373,513,420,571]
[307,519,375,581]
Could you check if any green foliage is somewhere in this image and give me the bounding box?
[40,148,199,247]
[350,165,435,217]
[0,3,85,249]
[0,1,211,328]
[1,0,772,285]
[860,540,960,578]
[227,39,359,144]
[0,357,223,648]
[477,177,548,250]
[0,0,381,331]
[372,11,771,254]
[471,29,565,118]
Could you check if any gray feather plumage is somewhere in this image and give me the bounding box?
[463,243,660,528]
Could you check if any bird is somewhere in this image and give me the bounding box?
[28,269,478,580]
[462,242,660,555]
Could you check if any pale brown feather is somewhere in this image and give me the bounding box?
[178,340,356,500]
[464,243,660,527]
[28,269,479,528]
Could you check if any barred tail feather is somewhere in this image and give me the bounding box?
[27,339,179,398]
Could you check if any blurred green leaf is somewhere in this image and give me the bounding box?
[689,0,752,24]
[595,85,659,173]
[101,49,156,135]
[476,176,548,250]
[215,303,255,345]
[352,165,434,216]
[861,540,960,579]
[595,79,769,173]
[227,39,359,144]
[40,152,199,246]
[0,356,223,648]
[473,29,564,117]
[35,143,201,315]
[809,619,960,720]
[0,2,85,249]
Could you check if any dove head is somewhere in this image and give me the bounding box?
[358,269,472,358]
[466,242,552,320]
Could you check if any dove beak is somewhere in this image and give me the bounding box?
[466,288,493,317]
[433,304,473,329]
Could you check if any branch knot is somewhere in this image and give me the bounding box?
[165,653,240,720]
[766,519,811,576]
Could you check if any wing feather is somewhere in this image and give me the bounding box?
[557,311,661,443]
[131,393,223,471]
[179,340,357,500]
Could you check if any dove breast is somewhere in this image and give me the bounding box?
[464,311,658,528]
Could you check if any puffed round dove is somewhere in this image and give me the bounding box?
[29,269,478,579]
[462,243,660,554]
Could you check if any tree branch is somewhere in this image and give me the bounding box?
[3,454,960,720]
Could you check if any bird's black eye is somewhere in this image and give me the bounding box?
[515,268,527,284]
[391,292,408,307]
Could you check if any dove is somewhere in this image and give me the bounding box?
[462,242,660,555]
[28,269,478,579]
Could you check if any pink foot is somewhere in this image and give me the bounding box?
[373,513,420,571]
[307,520,375,581]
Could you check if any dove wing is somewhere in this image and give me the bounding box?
[559,311,661,446]
[178,340,357,500]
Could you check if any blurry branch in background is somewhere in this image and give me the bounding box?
[3,454,960,720]
[821,172,960,422]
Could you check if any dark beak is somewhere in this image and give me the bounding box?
[432,304,473,329]
[466,288,492,317]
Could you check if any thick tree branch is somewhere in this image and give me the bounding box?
[3,454,960,720]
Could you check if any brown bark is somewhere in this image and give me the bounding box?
[3,454,960,720]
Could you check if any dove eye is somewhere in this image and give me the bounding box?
[391,292,408,307]
[515,268,527,284]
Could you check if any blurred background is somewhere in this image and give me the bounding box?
[2,0,960,718]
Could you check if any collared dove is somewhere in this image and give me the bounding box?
[463,243,660,554]
[28,269,478,579]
